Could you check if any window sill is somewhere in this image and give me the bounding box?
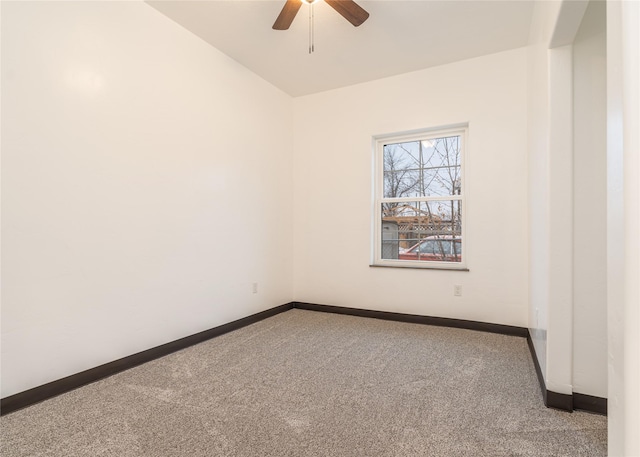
[369,264,470,272]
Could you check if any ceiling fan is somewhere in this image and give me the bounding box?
[272,0,370,30]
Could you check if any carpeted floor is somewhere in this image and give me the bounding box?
[0,309,607,456]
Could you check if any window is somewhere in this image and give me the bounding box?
[372,125,467,269]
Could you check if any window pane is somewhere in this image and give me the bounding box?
[383,136,461,198]
[381,200,462,262]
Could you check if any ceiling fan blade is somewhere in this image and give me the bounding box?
[325,0,369,27]
[273,0,303,30]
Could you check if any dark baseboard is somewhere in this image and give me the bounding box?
[0,302,294,416]
[526,331,573,411]
[2,301,607,417]
[547,390,574,411]
[526,332,550,406]
[0,301,528,416]
[574,392,607,415]
[526,331,606,415]
[293,302,529,337]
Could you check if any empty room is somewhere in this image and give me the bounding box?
[1,0,638,456]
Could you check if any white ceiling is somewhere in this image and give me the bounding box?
[147,0,535,97]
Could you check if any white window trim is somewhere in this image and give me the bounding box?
[371,124,469,270]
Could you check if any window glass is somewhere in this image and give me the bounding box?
[383,136,462,198]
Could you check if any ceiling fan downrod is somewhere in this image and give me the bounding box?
[308,0,315,54]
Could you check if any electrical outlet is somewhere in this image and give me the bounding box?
[454,285,462,297]
[252,283,258,294]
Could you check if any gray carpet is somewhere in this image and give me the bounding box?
[1,309,607,456]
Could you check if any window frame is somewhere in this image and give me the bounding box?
[371,124,468,270]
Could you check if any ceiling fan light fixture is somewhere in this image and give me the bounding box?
[272,0,368,31]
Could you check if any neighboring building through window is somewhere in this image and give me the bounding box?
[373,125,467,269]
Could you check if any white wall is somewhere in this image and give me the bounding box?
[607,0,640,454]
[571,0,607,399]
[0,1,294,398]
[526,0,607,398]
[526,0,562,380]
[292,48,529,327]
[546,44,574,396]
